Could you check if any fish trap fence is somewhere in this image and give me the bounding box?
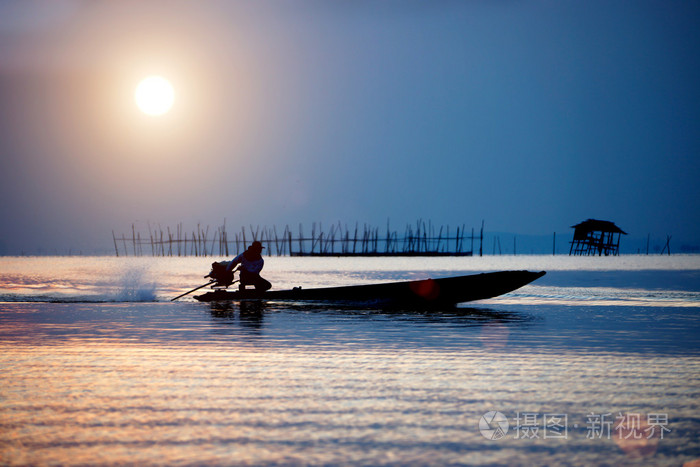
[112,221,484,257]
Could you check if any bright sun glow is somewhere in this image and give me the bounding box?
[135,76,174,116]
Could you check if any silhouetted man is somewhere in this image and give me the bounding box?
[226,241,271,292]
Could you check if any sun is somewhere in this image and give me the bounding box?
[135,76,174,116]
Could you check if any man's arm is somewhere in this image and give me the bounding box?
[225,254,243,271]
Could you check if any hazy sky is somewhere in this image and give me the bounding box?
[1,1,699,254]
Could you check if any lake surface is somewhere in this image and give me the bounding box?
[1,255,699,465]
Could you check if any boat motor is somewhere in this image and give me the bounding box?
[206,261,235,287]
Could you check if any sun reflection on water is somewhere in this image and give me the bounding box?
[1,308,699,465]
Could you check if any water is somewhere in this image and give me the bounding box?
[1,255,699,465]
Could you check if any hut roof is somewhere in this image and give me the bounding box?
[571,219,627,235]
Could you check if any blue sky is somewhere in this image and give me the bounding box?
[0,1,698,254]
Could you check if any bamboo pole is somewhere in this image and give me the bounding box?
[297,224,303,255]
[148,222,154,256]
[646,234,650,255]
[479,221,484,257]
[112,230,119,257]
[353,223,358,254]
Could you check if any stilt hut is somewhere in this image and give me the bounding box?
[569,219,626,256]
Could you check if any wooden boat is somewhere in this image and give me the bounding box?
[194,270,545,307]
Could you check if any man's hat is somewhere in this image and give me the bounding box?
[251,241,264,250]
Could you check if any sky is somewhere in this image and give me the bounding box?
[0,0,699,254]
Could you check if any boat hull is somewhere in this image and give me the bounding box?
[194,270,545,306]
